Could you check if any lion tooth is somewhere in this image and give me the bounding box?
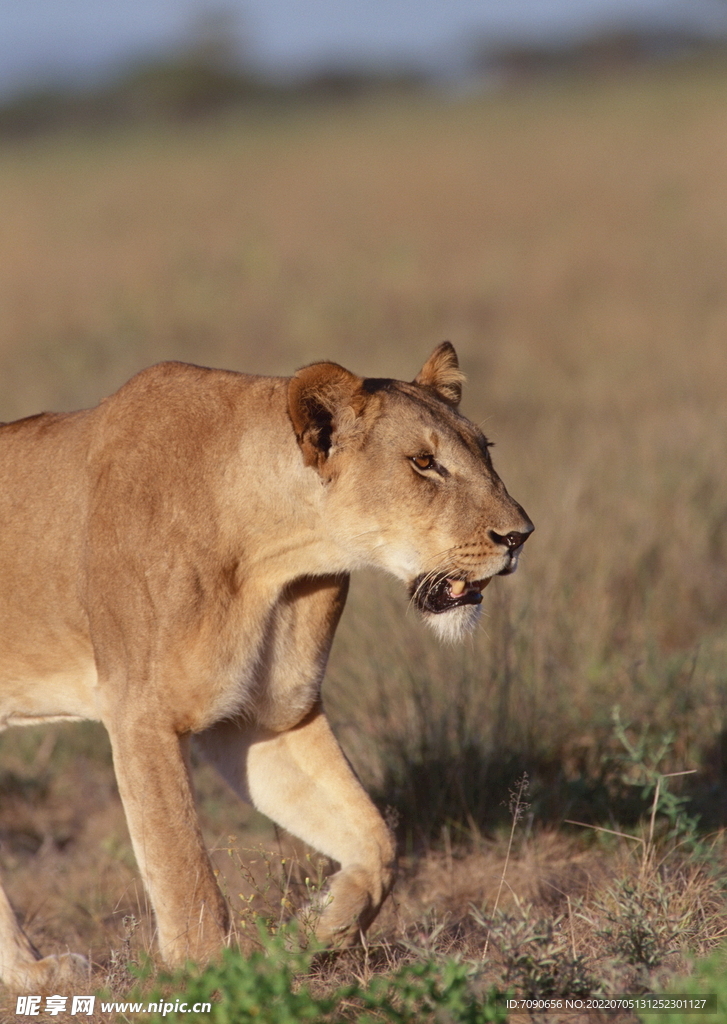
[449,579,466,596]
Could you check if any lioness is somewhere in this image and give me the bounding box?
[0,343,532,989]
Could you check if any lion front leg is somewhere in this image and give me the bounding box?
[197,708,395,947]
[106,719,229,967]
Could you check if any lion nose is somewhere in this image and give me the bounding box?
[489,527,533,551]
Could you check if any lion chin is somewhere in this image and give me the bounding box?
[423,604,483,643]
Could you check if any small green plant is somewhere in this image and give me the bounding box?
[354,957,509,1024]
[567,709,706,870]
[598,876,692,971]
[648,943,727,1023]
[475,901,598,1000]
[611,706,701,854]
[142,926,336,1024]
[140,926,508,1024]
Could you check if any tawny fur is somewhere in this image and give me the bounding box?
[0,343,531,990]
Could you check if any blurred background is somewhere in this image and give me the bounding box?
[1,0,727,410]
[2,0,727,954]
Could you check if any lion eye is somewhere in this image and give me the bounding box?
[411,454,435,471]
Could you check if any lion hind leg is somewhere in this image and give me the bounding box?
[0,884,89,992]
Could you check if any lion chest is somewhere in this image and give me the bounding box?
[189,575,344,734]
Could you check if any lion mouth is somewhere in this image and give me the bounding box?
[410,575,492,615]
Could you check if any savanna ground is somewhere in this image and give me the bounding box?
[1,58,727,1022]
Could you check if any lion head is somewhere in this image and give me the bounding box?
[288,342,533,641]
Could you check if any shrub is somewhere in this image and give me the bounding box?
[141,927,508,1024]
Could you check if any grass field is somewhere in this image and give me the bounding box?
[1,60,727,1021]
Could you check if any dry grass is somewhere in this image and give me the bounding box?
[2,60,727,1019]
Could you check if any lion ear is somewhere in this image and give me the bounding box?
[413,342,465,407]
[288,361,364,471]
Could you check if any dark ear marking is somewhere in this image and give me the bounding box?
[413,341,465,407]
[287,362,364,471]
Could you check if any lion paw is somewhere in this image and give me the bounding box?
[3,952,90,993]
[313,866,385,948]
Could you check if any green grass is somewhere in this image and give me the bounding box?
[137,929,507,1024]
[648,945,727,1023]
